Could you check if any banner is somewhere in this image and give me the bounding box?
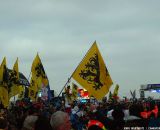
[0,57,9,107]
[72,42,113,99]
[8,58,20,99]
[31,53,51,101]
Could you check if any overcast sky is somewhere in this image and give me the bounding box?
[0,0,160,98]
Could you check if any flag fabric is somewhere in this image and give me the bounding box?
[31,53,51,101]
[31,54,48,87]
[0,58,5,83]
[8,58,20,99]
[72,42,113,99]
[18,85,25,99]
[0,57,7,84]
[112,84,119,100]
[0,57,9,108]
[19,71,30,86]
[113,84,119,97]
[9,86,20,99]
[71,83,78,101]
[7,69,30,86]
[28,77,38,101]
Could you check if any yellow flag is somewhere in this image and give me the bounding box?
[18,85,25,99]
[72,42,113,99]
[0,57,9,108]
[71,83,78,101]
[113,84,119,97]
[9,58,20,99]
[28,77,38,101]
[0,57,7,82]
[31,54,51,101]
[31,53,48,88]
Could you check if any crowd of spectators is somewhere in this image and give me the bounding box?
[0,97,160,130]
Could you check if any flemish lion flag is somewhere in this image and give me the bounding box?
[31,54,48,87]
[0,57,9,108]
[28,77,38,101]
[18,85,25,99]
[72,42,113,99]
[112,84,119,100]
[31,53,51,101]
[113,84,119,97]
[9,58,20,99]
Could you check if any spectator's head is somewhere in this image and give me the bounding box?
[23,115,38,130]
[90,104,97,113]
[50,111,71,130]
[34,116,52,130]
[112,107,124,120]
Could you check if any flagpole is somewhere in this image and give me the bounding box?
[58,41,96,97]
[58,78,71,97]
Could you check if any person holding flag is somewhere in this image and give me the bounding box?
[71,83,78,101]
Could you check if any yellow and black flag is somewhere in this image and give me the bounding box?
[113,84,119,97]
[112,84,119,100]
[31,53,51,101]
[0,57,9,108]
[8,58,20,99]
[28,77,38,101]
[18,85,25,100]
[31,53,48,88]
[72,42,113,100]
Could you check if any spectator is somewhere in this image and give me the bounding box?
[34,115,52,130]
[148,113,160,127]
[108,106,125,130]
[50,111,71,130]
[22,115,38,130]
